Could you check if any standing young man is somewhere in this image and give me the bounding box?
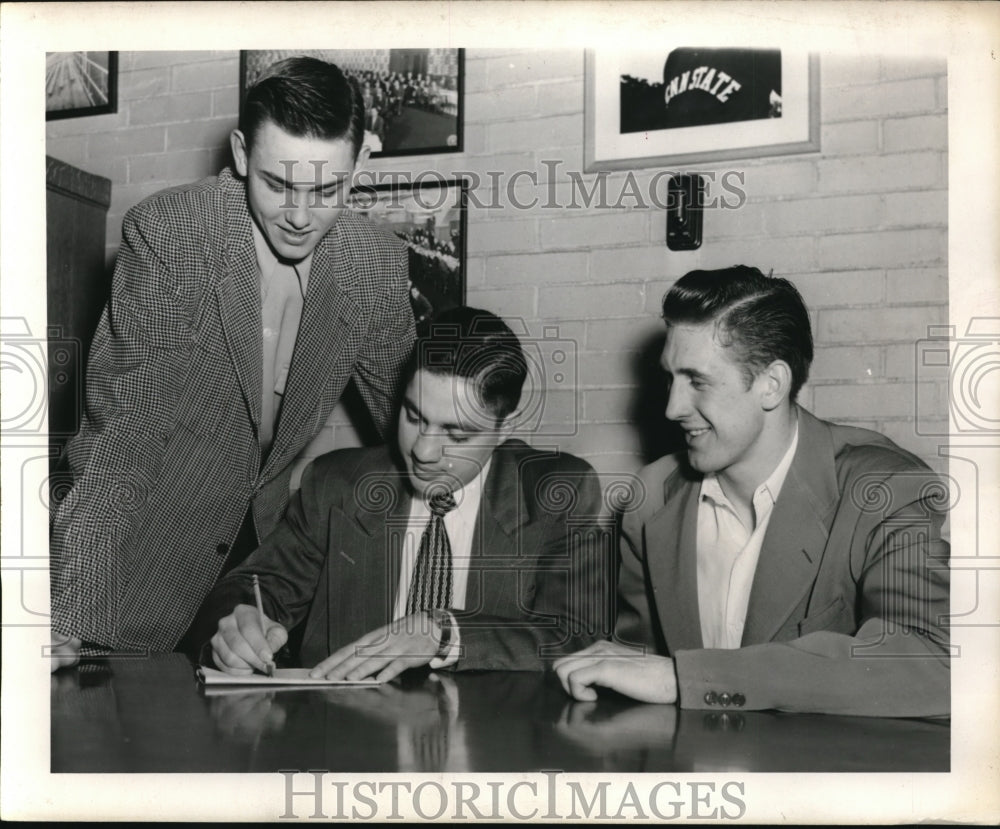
[556,266,950,717]
[51,58,415,665]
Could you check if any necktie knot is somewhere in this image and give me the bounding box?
[428,490,457,517]
[407,489,456,616]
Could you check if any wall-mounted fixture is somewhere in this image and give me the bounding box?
[666,174,705,251]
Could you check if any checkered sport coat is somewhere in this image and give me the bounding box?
[50,168,415,653]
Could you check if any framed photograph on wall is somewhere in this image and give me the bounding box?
[348,177,468,328]
[240,49,463,158]
[585,49,819,171]
[45,52,118,120]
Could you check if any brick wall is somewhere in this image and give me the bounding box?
[45,51,238,266]
[46,49,948,484]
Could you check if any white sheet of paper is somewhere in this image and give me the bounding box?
[197,667,382,687]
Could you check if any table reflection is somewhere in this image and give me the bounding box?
[51,654,948,773]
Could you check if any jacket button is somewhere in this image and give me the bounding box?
[216,543,228,557]
[704,691,718,706]
[719,692,732,706]
[732,693,746,707]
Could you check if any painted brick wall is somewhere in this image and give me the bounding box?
[45,51,238,266]
[46,49,949,486]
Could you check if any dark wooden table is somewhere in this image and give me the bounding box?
[51,653,949,773]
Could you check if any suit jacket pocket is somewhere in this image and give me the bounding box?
[797,596,853,636]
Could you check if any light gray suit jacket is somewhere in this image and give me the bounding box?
[616,407,950,717]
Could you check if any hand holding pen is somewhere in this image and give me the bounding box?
[208,575,288,676]
[253,575,277,677]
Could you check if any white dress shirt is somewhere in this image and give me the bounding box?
[252,223,313,454]
[696,422,799,649]
[392,459,492,666]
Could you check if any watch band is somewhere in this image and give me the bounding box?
[429,609,453,658]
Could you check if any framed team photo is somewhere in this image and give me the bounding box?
[585,49,820,171]
[240,48,463,158]
[348,177,468,328]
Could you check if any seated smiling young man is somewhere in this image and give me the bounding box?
[555,266,950,717]
[192,306,607,681]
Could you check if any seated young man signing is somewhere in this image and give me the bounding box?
[554,266,950,717]
[192,307,607,681]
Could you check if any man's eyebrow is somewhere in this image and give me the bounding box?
[445,419,489,435]
[662,365,710,382]
[404,390,497,434]
[432,413,485,434]
[678,367,710,381]
[260,169,348,191]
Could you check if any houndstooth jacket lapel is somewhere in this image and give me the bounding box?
[217,171,263,438]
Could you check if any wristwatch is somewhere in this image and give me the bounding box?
[428,609,453,658]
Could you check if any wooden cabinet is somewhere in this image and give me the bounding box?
[46,156,111,462]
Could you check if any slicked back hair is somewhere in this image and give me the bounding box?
[661,265,813,401]
[405,306,528,422]
[241,57,365,158]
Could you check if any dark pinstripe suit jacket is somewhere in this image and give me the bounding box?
[191,440,611,671]
[50,168,415,653]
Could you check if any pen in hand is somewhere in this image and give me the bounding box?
[252,574,276,677]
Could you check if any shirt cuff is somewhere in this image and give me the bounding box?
[429,611,460,669]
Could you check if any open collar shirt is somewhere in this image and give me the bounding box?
[251,222,313,455]
[696,421,799,649]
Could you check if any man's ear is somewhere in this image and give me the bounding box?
[758,360,793,411]
[352,143,372,179]
[230,129,249,178]
[494,408,520,440]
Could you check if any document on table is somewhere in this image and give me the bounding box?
[197,667,382,686]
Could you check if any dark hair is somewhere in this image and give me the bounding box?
[405,306,528,421]
[240,57,365,157]
[661,265,813,401]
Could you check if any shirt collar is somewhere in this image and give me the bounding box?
[760,417,799,504]
[250,221,313,288]
[412,457,493,519]
[700,417,800,510]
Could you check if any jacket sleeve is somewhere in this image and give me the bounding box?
[448,463,612,672]
[350,241,415,438]
[674,467,951,717]
[185,459,335,655]
[50,203,198,648]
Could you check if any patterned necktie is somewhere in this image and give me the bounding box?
[406,490,458,615]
